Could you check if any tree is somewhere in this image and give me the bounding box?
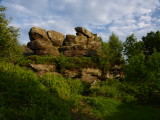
[98,39,110,77]
[0,6,22,63]
[124,52,160,105]
[124,53,147,83]
[108,33,123,65]
[123,34,143,60]
[142,31,160,55]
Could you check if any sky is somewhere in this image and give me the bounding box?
[1,0,160,44]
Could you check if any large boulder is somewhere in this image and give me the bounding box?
[27,27,60,56]
[47,30,65,46]
[75,27,94,38]
[29,27,50,42]
[63,35,88,46]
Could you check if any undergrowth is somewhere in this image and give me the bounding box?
[0,62,160,120]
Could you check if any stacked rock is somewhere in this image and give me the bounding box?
[27,27,101,57]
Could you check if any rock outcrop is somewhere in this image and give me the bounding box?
[81,68,102,83]
[60,27,101,57]
[27,27,64,56]
[27,27,101,57]
[28,63,60,76]
[29,63,56,72]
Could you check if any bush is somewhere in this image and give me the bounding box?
[0,62,73,120]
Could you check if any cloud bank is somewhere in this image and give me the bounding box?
[1,0,160,44]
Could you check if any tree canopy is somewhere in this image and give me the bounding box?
[142,31,160,55]
[0,6,22,63]
[108,33,123,65]
[123,34,143,60]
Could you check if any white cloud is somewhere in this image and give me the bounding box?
[1,0,160,43]
[140,15,152,21]
[137,22,151,28]
[139,8,152,14]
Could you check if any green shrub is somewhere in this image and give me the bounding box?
[0,62,73,120]
[66,78,84,95]
[17,56,33,66]
[27,55,56,64]
[89,79,138,104]
[39,74,71,99]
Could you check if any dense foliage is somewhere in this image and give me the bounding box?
[123,34,143,60]
[0,62,160,120]
[142,31,160,55]
[108,33,123,65]
[0,6,22,63]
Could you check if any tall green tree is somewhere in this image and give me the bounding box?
[108,33,123,65]
[123,34,143,60]
[142,31,160,55]
[98,39,110,77]
[0,6,22,63]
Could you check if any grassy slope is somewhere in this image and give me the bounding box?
[0,62,160,120]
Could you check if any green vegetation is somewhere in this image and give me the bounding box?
[123,34,143,60]
[142,31,160,55]
[0,5,160,120]
[0,6,22,63]
[108,33,123,65]
[0,62,160,120]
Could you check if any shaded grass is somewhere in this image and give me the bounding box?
[83,97,160,120]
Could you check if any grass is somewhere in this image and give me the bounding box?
[82,97,160,120]
[0,61,160,120]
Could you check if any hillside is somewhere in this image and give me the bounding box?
[0,6,160,120]
[0,62,160,120]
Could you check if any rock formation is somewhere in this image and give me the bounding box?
[26,27,125,83]
[27,27,64,56]
[27,27,101,57]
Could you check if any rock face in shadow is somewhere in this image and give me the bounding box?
[27,26,101,57]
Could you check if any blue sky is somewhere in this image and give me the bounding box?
[1,0,160,44]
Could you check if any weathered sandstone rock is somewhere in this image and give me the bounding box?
[29,63,56,72]
[47,30,65,46]
[75,27,94,38]
[64,70,80,78]
[29,27,49,42]
[63,35,88,46]
[27,27,60,56]
[81,68,102,83]
[59,45,88,57]
[27,26,101,57]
